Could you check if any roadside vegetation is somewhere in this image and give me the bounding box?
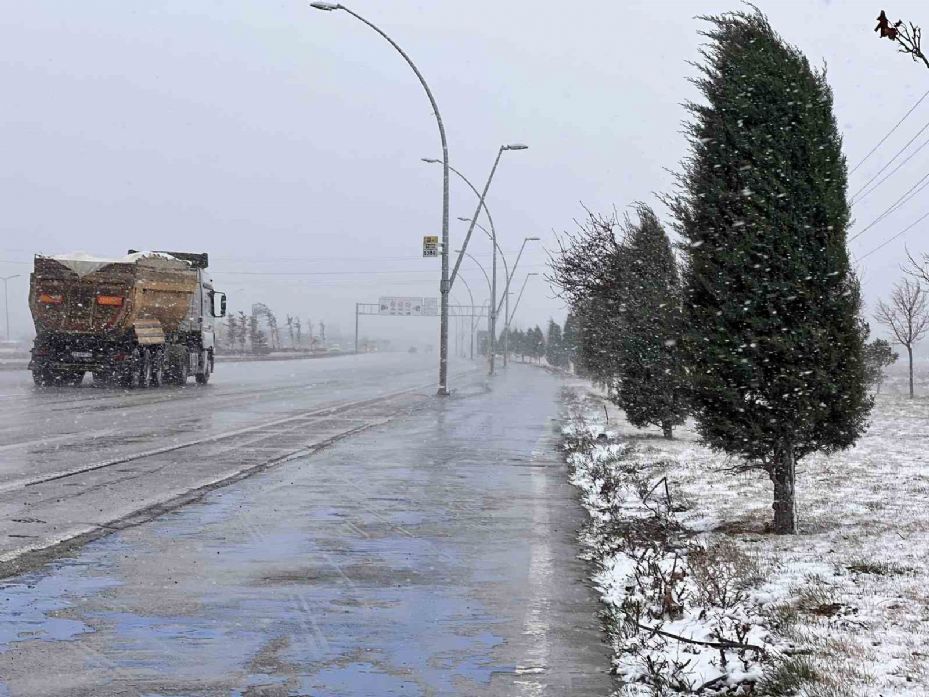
[549,6,926,694]
[562,380,929,696]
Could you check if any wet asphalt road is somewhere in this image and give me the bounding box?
[0,353,450,485]
[0,354,475,567]
[0,363,612,696]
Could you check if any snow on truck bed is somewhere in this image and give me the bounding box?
[43,251,190,277]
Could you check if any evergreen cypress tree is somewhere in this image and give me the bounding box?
[562,310,579,370]
[530,326,545,363]
[614,205,688,438]
[545,319,564,366]
[667,9,872,533]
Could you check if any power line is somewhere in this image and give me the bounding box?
[851,135,929,206]
[212,264,547,276]
[849,87,929,175]
[849,117,929,203]
[858,208,929,260]
[849,168,929,242]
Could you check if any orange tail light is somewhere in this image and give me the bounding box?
[38,293,63,304]
[96,295,124,306]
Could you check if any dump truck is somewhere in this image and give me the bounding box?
[28,250,226,387]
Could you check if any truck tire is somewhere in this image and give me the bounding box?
[33,369,83,387]
[120,348,143,389]
[169,352,189,386]
[195,351,211,385]
[139,348,153,388]
[151,349,165,388]
[92,370,114,387]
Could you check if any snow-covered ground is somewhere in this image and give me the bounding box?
[562,375,929,696]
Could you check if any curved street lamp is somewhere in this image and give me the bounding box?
[508,272,539,335]
[455,274,478,360]
[454,249,494,371]
[425,144,527,376]
[499,237,540,366]
[309,1,452,396]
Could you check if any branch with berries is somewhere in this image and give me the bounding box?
[876,10,929,70]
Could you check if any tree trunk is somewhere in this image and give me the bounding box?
[908,345,914,398]
[771,445,797,534]
[661,420,674,439]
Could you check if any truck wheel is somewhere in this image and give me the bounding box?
[139,348,153,388]
[92,370,113,387]
[195,351,211,385]
[151,349,165,388]
[169,353,189,386]
[33,369,81,387]
[121,348,142,389]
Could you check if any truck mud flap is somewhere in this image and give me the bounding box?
[132,320,165,346]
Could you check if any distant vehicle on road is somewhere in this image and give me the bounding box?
[28,250,226,387]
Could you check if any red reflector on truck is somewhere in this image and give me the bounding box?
[96,295,124,306]
[38,293,63,304]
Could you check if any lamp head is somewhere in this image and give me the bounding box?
[457,217,471,222]
[309,2,341,10]
[503,144,529,151]
[421,157,441,164]
[526,237,540,241]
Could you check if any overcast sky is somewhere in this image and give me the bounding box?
[3,1,929,350]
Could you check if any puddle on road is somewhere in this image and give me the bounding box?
[0,459,507,695]
[0,545,123,649]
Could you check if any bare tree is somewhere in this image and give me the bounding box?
[875,10,929,69]
[286,315,295,348]
[875,278,929,397]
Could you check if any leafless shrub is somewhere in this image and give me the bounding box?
[690,540,761,612]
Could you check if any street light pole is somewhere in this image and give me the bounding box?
[456,274,476,360]
[454,249,493,369]
[309,2,452,396]
[498,237,540,367]
[424,156,512,375]
[458,217,510,366]
[1,275,20,342]
[507,272,538,336]
[440,144,526,377]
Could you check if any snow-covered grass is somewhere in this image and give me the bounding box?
[562,382,929,696]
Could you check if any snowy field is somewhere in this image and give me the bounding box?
[562,366,929,696]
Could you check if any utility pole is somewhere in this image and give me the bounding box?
[1,275,19,342]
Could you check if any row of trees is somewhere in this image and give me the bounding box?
[221,307,327,354]
[499,318,577,367]
[551,9,877,535]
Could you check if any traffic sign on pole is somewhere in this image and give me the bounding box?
[423,236,439,258]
